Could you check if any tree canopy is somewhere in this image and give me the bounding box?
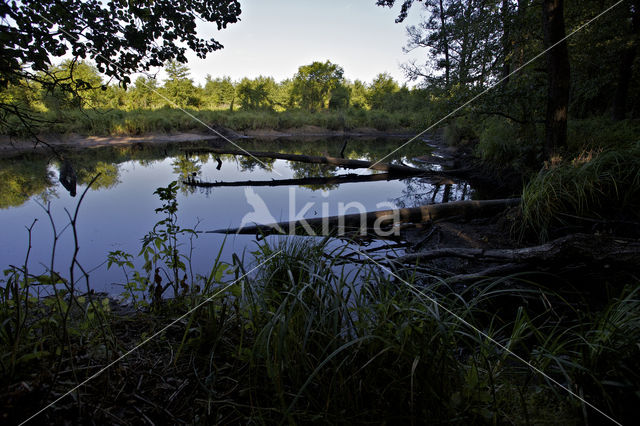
[377,0,639,160]
[291,61,345,111]
[0,0,242,131]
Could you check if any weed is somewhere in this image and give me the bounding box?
[519,142,640,241]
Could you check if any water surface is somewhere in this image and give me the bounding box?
[0,138,473,294]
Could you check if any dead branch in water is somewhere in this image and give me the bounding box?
[389,233,640,266]
[183,172,408,188]
[207,198,521,236]
[183,147,428,175]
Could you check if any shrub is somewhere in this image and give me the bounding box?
[443,115,476,146]
[568,118,640,151]
[519,143,640,241]
[476,117,521,165]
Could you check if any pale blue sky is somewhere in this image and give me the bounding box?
[177,0,425,85]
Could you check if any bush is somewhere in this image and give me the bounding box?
[325,112,346,130]
[519,142,640,241]
[568,118,640,151]
[443,115,476,146]
[476,117,521,165]
[367,110,394,131]
[474,117,542,169]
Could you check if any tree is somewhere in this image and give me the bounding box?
[162,61,202,108]
[203,75,236,109]
[128,77,160,110]
[328,84,351,110]
[272,79,295,110]
[0,0,242,131]
[166,61,192,82]
[393,1,502,89]
[236,76,276,110]
[349,80,369,109]
[291,61,344,111]
[367,73,399,110]
[377,0,570,161]
[40,60,106,111]
[542,0,570,158]
[612,0,640,120]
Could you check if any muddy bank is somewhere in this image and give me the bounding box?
[0,125,415,158]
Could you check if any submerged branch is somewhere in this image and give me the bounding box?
[183,172,409,188]
[390,233,640,266]
[207,198,521,236]
[183,147,428,174]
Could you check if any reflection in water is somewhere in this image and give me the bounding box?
[76,161,120,190]
[172,155,202,194]
[59,159,77,197]
[393,178,473,209]
[0,157,56,209]
[290,162,340,191]
[0,137,433,208]
[0,138,473,293]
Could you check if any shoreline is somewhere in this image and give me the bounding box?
[0,126,418,158]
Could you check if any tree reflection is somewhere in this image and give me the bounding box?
[393,178,473,208]
[237,156,275,172]
[75,161,121,189]
[172,154,203,194]
[0,157,55,209]
[289,162,339,191]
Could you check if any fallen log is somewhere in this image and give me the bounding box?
[183,172,407,188]
[183,147,427,175]
[444,263,524,284]
[207,198,521,236]
[389,233,640,265]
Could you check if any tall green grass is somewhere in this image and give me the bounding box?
[519,143,640,241]
[11,108,431,137]
[3,182,639,423]
[177,236,640,424]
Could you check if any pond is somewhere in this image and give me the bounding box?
[0,138,473,295]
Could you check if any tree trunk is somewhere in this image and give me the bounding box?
[184,172,404,188]
[183,148,427,175]
[542,0,570,159]
[501,0,511,83]
[208,198,521,236]
[389,233,640,266]
[612,1,640,121]
[439,0,451,87]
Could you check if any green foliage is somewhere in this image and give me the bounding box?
[519,143,640,241]
[349,79,369,109]
[291,60,344,111]
[236,76,276,110]
[328,83,350,110]
[0,0,241,90]
[475,116,541,169]
[443,115,477,146]
[128,77,161,109]
[568,118,640,151]
[203,75,236,109]
[143,181,197,299]
[181,235,640,423]
[40,60,107,111]
[162,60,201,108]
[366,72,399,110]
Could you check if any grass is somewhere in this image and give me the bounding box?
[519,142,640,241]
[2,107,432,137]
[1,183,639,424]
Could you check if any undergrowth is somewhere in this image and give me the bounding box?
[519,142,640,241]
[1,181,639,424]
[3,108,429,137]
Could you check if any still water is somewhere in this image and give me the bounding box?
[0,138,472,294]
